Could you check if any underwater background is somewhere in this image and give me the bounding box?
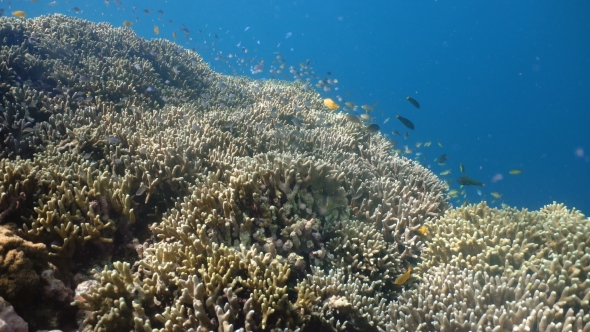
[8,0,589,214]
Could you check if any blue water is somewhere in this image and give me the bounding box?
[7,0,590,213]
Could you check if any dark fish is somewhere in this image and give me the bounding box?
[396,115,414,130]
[438,154,448,165]
[404,132,409,140]
[457,176,485,186]
[406,96,420,109]
[365,124,380,133]
[459,163,465,173]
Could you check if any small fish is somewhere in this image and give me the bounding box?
[457,176,485,186]
[107,136,120,144]
[396,115,414,130]
[122,20,133,27]
[406,96,420,109]
[285,32,292,39]
[323,98,339,111]
[459,163,465,173]
[438,141,444,148]
[136,184,147,196]
[154,25,160,35]
[437,154,448,165]
[509,169,523,175]
[360,113,373,121]
[491,192,502,199]
[245,26,250,31]
[345,114,362,124]
[394,266,412,285]
[416,226,428,236]
[476,189,482,196]
[391,130,400,136]
[48,1,57,6]
[404,132,409,140]
[440,169,451,176]
[172,31,177,41]
[365,124,380,134]
[448,189,459,197]
[383,117,390,124]
[361,104,373,112]
[424,141,432,147]
[12,10,27,18]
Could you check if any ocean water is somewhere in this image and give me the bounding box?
[5,0,589,213]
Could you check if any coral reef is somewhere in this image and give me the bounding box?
[0,14,449,331]
[4,13,586,332]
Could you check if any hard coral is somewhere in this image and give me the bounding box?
[0,226,47,304]
[0,14,451,331]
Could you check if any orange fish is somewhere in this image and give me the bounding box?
[12,10,27,18]
[323,98,339,111]
[153,25,160,35]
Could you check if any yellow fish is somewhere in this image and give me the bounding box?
[122,20,133,27]
[12,10,27,18]
[394,266,412,285]
[424,141,432,147]
[323,98,339,111]
[509,169,522,175]
[440,169,451,176]
[416,226,428,236]
[448,189,459,197]
[154,25,160,35]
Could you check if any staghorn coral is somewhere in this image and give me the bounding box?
[386,202,590,331]
[1,14,451,331]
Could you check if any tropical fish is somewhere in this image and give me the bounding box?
[424,141,432,147]
[391,130,400,136]
[440,169,451,176]
[360,113,373,121]
[459,163,465,173]
[122,20,133,27]
[12,11,27,18]
[491,192,502,199]
[457,176,485,186]
[509,169,523,175]
[406,96,420,109]
[345,114,362,124]
[394,266,412,285]
[438,141,444,148]
[416,226,428,236]
[437,154,448,165]
[448,189,459,197]
[154,25,160,35]
[396,115,414,130]
[172,31,177,41]
[323,98,339,111]
[361,104,373,112]
[365,124,380,134]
